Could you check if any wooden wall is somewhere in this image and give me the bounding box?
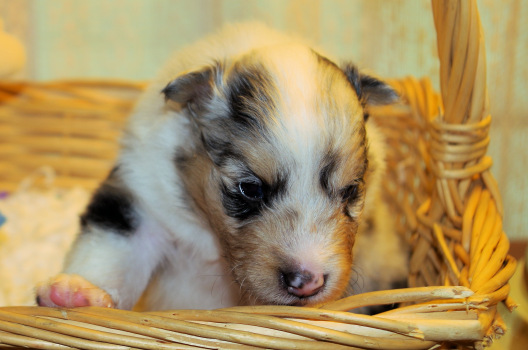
[1,0,526,239]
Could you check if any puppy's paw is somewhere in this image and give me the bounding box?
[36,274,115,308]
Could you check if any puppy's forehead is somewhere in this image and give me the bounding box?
[249,44,362,126]
[226,44,366,182]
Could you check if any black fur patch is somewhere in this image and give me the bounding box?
[186,63,277,168]
[227,62,276,132]
[80,167,138,236]
[342,63,398,109]
[221,182,259,221]
[319,152,340,200]
[319,148,367,211]
[342,64,364,103]
[161,64,220,111]
[221,171,288,222]
[200,133,247,168]
[174,147,192,171]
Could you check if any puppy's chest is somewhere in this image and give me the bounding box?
[146,238,241,309]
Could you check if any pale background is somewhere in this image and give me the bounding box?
[1,0,526,239]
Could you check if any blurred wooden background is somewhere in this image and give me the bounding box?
[0,0,526,240]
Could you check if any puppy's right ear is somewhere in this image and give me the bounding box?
[342,63,398,107]
[162,64,221,114]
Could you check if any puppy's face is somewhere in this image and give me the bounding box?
[166,45,396,306]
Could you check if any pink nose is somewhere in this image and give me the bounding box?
[282,270,325,298]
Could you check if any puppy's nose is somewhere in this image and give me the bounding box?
[282,270,325,298]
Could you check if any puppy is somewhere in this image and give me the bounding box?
[36,23,407,311]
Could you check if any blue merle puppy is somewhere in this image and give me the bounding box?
[36,23,407,311]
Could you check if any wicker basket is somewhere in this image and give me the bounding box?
[0,1,516,349]
[0,80,145,192]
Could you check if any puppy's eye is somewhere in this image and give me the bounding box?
[340,184,359,203]
[238,181,264,201]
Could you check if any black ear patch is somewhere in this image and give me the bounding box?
[342,63,398,111]
[162,64,223,116]
[162,69,213,104]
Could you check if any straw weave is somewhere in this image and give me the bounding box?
[0,1,515,349]
[0,80,145,191]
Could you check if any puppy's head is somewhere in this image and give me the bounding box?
[165,44,397,306]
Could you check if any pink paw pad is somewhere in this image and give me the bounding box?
[36,274,114,308]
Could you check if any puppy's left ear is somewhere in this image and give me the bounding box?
[163,69,212,103]
[342,63,398,106]
[162,64,222,116]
